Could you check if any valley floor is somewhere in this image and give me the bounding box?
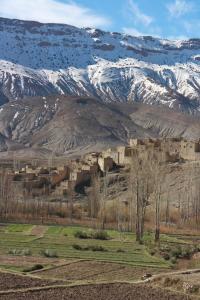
[0,223,199,299]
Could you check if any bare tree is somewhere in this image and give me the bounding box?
[99,170,108,230]
[68,182,75,223]
[129,150,153,243]
[154,181,161,242]
[152,153,166,243]
[88,173,101,218]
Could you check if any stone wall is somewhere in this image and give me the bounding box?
[180,140,200,160]
[98,156,113,172]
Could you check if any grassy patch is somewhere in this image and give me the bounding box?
[0,264,25,272]
[74,230,90,239]
[46,226,63,235]
[6,224,33,233]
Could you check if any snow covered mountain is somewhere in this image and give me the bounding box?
[0,17,200,113]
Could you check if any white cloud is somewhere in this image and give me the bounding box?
[0,0,111,28]
[128,0,153,26]
[167,0,194,18]
[124,1,162,38]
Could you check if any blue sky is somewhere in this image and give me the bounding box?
[0,0,200,39]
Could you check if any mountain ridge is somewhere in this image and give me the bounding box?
[0,17,200,113]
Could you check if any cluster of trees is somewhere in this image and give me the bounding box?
[129,151,165,243]
[129,153,200,242]
[87,151,166,242]
[87,151,200,243]
[0,170,78,222]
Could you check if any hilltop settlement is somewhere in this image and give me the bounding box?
[0,138,199,203]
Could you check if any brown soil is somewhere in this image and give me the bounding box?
[0,271,61,291]
[0,283,194,300]
[37,260,166,282]
[30,225,48,237]
[0,255,67,268]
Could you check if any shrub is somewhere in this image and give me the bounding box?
[72,244,108,252]
[74,230,90,239]
[170,256,177,264]
[74,230,111,240]
[149,249,156,256]
[162,252,170,260]
[21,249,32,256]
[195,244,200,252]
[41,249,58,258]
[23,264,44,272]
[116,248,126,253]
[72,244,84,251]
[160,245,171,252]
[8,248,31,256]
[8,249,20,255]
[171,246,182,258]
[170,246,195,260]
[92,230,110,240]
[181,248,192,259]
[88,245,108,252]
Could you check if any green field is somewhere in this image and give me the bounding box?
[6,224,33,233]
[0,223,196,272]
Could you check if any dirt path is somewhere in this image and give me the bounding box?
[30,226,48,237]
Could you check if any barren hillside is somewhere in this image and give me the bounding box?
[0,95,199,157]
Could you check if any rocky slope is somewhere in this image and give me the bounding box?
[129,103,200,138]
[0,17,200,113]
[0,96,151,156]
[0,95,199,157]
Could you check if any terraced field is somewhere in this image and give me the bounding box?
[0,223,199,299]
[0,224,172,269]
[0,271,61,291]
[35,260,167,283]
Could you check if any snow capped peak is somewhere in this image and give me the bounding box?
[0,17,200,113]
